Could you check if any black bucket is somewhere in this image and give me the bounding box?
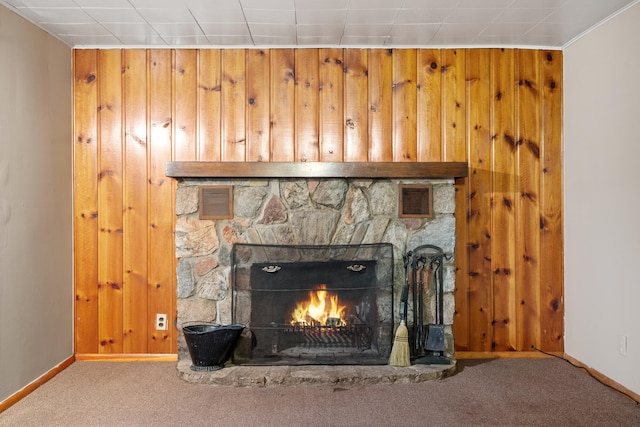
[183,323,245,371]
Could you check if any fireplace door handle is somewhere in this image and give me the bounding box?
[347,264,366,272]
[262,265,281,273]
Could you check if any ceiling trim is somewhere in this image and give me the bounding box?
[71,44,563,51]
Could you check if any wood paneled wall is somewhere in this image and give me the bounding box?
[73,48,563,355]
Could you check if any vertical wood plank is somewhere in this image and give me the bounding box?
[539,50,564,352]
[172,49,196,353]
[246,49,271,162]
[147,49,175,353]
[417,49,442,162]
[516,49,542,351]
[319,48,345,162]
[96,49,124,354]
[450,48,470,352]
[174,50,197,161]
[319,48,344,162]
[221,49,246,161]
[270,49,296,161]
[197,49,221,161]
[466,49,493,351]
[344,49,368,162]
[453,175,470,351]
[442,49,466,162]
[295,49,320,161]
[368,49,393,162]
[392,49,417,162]
[122,49,149,354]
[73,49,99,354]
[491,48,517,351]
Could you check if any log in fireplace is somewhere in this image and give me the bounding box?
[230,243,394,365]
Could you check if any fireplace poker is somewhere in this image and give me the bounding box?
[414,256,426,355]
[411,254,418,353]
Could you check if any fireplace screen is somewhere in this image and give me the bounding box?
[231,243,394,365]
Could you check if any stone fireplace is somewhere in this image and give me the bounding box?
[172,167,460,374]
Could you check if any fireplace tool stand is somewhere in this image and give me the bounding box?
[407,244,451,365]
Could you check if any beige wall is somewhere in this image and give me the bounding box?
[564,3,640,395]
[0,6,72,402]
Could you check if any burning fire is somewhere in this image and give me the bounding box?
[290,284,347,327]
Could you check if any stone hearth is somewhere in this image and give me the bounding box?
[174,176,457,379]
[177,359,455,387]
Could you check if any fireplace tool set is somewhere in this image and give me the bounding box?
[403,244,451,365]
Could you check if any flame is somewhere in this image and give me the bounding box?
[290,284,347,327]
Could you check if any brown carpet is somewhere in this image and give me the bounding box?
[1,358,638,426]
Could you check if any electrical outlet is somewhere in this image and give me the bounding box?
[619,335,628,356]
[155,313,168,331]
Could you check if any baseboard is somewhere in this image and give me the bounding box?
[75,353,178,362]
[455,351,560,359]
[563,353,640,404]
[0,355,75,414]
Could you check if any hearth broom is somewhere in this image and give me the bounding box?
[389,253,412,367]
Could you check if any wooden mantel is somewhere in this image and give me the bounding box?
[166,161,468,179]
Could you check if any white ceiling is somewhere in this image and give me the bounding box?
[1,0,637,49]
